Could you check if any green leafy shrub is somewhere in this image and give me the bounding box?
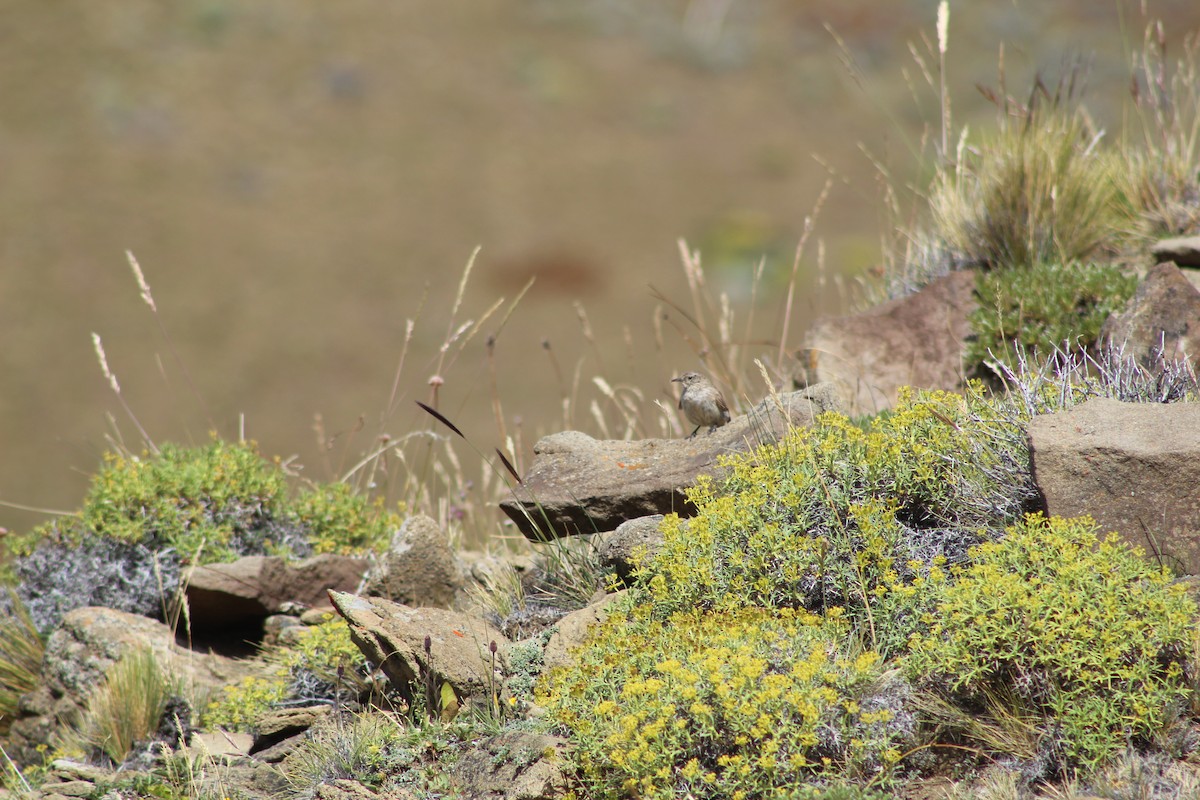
[639,386,1033,656]
[539,598,910,799]
[204,618,370,731]
[966,260,1137,381]
[292,483,401,556]
[79,439,293,563]
[904,513,1196,774]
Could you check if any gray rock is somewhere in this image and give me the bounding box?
[365,514,463,608]
[1151,235,1200,268]
[804,269,977,415]
[1029,397,1200,572]
[500,390,823,540]
[251,705,332,761]
[451,731,568,800]
[328,591,506,708]
[185,553,369,626]
[1100,262,1200,368]
[597,515,668,583]
[542,593,621,673]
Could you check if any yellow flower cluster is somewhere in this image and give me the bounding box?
[539,600,900,799]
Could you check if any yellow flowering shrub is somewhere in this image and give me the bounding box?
[539,598,907,799]
[905,513,1197,773]
[640,385,1030,657]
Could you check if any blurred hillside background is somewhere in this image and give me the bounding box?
[2,0,1198,535]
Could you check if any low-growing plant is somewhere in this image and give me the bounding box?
[204,617,372,731]
[966,260,1138,381]
[904,513,1196,776]
[283,713,413,798]
[282,711,487,799]
[991,340,1200,416]
[639,385,1034,655]
[2,519,184,635]
[539,597,911,799]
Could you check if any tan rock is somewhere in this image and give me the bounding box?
[1029,397,1200,572]
[804,269,977,415]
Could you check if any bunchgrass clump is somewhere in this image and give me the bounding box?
[930,109,1129,270]
[539,596,909,799]
[904,513,1196,775]
[0,592,43,733]
[62,647,181,766]
[1121,26,1200,241]
[639,385,1034,656]
[966,260,1138,381]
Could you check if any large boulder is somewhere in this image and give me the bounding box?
[365,514,463,608]
[1029,397,1200,573]
[499,388,829,540]
[328,591,506,709]
[1100,262,1200,368]
[803,269,977,415]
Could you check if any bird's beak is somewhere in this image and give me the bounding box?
[671,377,681,383]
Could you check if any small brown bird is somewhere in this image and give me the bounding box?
[672,371,731,437]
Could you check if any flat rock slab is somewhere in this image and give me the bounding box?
[185,553,369,626]
[499,389,825,540]
[1029,397,1200,572]
[1152,235,1200,268]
